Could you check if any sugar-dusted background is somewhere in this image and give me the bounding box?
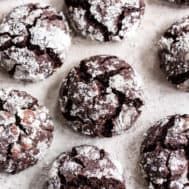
[0,0,189,188]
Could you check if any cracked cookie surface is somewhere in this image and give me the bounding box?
[0,88,54,174]
[0,3,71,82]
[140,114,189,189]
[159,16,189,91]
[45,145,126,189]
[59,55,144,137]
[65,0,145,42]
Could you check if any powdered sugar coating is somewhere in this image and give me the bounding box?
[140,114,189,189]
[65,0,145,42]
[0,88,54,174]
[59,55,144,137]
[46,145,126,189]
[0,3,71,82]
[159,16,189,91]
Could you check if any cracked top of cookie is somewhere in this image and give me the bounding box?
[140,114,189,189]
[59,55,144,137]
[46,145,126,189]
[0,88,54,174]
[0,3,71,82]
[65,0,145,42]
[159,16,189,91]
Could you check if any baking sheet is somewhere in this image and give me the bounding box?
[0,0,189,188]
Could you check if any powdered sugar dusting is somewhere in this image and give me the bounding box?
[29,15,71,62]
[113,105,139,134]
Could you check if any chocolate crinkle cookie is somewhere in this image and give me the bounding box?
[159,16,189,91]
[65,0,145,42]
[0,3,71,82]
[0,88,54,174]
[59,55,144,137]
[140,114,189,189]
[45,145,126,189]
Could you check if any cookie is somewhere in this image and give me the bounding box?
[59,55,144,137]
[0,3,71,82]
[140,114,189,189]
[0,88,54,174]
[65,0,145,42]
[159,16,189,91]
[166,0,189,5]
[45,145,126,189]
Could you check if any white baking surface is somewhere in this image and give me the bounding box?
[0,0,189,188]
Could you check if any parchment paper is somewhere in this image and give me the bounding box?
[0,0,189,188]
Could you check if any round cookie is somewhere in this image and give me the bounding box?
[0,88,54,174]
[59,55,144,137]
[65,0,145,42]
[159,16,189,91]
[45,145,126,189]
[0,3,71,82]
[140,114,189,189]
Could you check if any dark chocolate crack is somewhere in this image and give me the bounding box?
[59,55,144,137]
